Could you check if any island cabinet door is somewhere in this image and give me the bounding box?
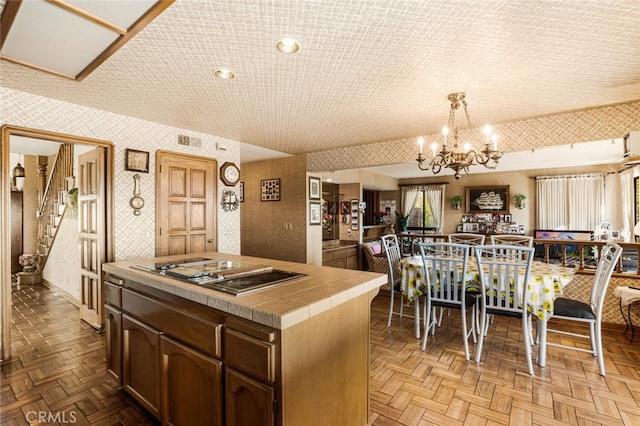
[225,368,275,426]
[123,314,161,420]
[104,303,122,384]
[160,336,223,426]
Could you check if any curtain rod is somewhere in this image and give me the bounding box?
[533,172,609,180]
[398,182,449,187]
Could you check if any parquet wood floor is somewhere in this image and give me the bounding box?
[2,284,640,425]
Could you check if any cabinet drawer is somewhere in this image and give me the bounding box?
[225,329,275,384]
[122,289,222,358]
[104,279,123,308]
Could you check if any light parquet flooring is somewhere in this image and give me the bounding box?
[3,284,640,425]
[369,295,640,426]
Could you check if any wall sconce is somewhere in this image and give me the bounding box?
[12,154,25,191]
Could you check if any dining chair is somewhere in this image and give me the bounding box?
[490,235,533,247]
[381,234,417,333]
[418,242,477,360]
[448,233,486,246]
[539,243,622,376]
[474,244,535,375]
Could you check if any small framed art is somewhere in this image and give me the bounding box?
[261,178,280,201]
[309,202,321,225]
[125,149,149,173]
[309,176,321,200]
[239,182,244,202]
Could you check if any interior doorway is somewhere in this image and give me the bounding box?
[1,125,115,361]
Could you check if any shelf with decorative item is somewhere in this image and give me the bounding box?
[451,195,463,210]
[514,193,527,209]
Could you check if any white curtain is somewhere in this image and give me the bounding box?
[568,175,604,230]
[536,174,604,231]
[424,184,445,232]
[620,170,634,241]
[401,186,420,217]
[536,177,568,229]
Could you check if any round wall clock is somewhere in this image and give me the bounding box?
[220,162,240,186]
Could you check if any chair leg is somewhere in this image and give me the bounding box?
[475,309,486,364]
[421,300,433,350]
[469,305,477,345]
[594,321,605,376]
[523,314,534,375]
[461,306,470,361]
[387,288,395,327]
[414,296,421,339]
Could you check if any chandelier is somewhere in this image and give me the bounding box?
[416,92,502,179]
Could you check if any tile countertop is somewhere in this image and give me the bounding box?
[103,252,387,330]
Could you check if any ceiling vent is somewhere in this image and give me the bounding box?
[177,134,201,148]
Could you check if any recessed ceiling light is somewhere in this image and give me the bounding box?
[276,38,300,54]
[214,68,236,80]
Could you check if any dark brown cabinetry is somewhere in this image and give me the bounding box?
[123,314,161,419]
[104,275,123,383]
[224,318,277,425]
[226,368,275,426]
[161,336,223,426]
[103,262,375,426]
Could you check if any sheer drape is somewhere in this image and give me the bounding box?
[401,186,420,217]
[536,174,604,230]
[536,177,568,229]
[620,170,634,241]
[424,184,445,232]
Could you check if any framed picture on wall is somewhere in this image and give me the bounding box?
[261,178,280,201]
[125,149,149,173]
[239,182,244,202]
[350,199,359,230]
[309,202,321,225]
[465,185,509,214]
[341,201,350,215]
[309,177,321,200]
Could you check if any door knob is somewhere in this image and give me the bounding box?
[208,239,214,243]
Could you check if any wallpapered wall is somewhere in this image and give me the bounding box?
[1,88,242,266]
[306,101,640,172]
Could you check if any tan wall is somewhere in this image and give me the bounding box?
[241,155,308,263]
[338,183,361,241]
[400,163,619,235]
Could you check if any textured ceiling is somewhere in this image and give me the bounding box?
[1,0,639,157]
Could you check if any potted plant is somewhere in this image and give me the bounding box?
[515,193,526,209]
[395,211,409,232]
[452,195,463,210]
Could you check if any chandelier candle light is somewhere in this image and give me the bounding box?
[416,92,503,179]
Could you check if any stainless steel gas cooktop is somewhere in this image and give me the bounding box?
[132,258,304,296]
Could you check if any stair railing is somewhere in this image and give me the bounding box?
[36,143,74,270]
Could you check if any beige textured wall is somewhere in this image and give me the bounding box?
[307,101,640,172]
[241,155,308,263]
[399,163,619,235]
[1,88,242,262]
[338,183,362,241]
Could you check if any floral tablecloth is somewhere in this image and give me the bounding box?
[400,256,575,320]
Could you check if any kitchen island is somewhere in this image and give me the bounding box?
[102,252,386,426]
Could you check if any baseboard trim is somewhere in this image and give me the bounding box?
[40,279,80,307]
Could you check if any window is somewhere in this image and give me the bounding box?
[407,190,437,231]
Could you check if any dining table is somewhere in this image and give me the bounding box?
[400,254,576,366]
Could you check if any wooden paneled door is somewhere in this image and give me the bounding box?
[156,151,216,256]
[78,148,106,329]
